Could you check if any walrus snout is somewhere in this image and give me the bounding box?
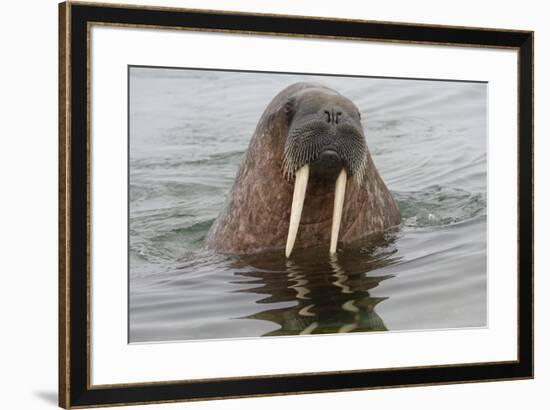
[310,149,344,179]
[318,149,342,167]
[282,93,368,186]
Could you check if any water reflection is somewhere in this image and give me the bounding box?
[230,232,400,336]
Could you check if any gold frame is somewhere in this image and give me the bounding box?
[59,2,71,406]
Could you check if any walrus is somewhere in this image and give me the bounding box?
[206,82,400,257]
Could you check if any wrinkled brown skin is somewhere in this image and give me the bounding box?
[206,82,400,255]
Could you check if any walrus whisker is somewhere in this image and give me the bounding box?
[285,164,310,258]
[330,168,347,254]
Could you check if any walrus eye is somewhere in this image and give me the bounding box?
[284,100,295,122]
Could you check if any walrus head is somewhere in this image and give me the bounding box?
[206,82,400,257]
[281,87,368,184]
[279,85,369,257]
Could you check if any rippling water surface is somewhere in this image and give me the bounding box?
[129,67,487,342]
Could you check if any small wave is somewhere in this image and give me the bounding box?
[393,185,486,228]
[183,150,245,165]
[172,220,215,238]
[130,219,216,273]
[130,148,244,171]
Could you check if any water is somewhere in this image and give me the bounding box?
[129,67,487,342]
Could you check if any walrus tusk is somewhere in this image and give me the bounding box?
[285,164,309,258]
[330,169,347,254]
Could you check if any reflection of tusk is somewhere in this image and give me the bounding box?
[286,260,311,299]
[298,304,316,317]
[300,321,319,335]
[342,300,359,313]
[330,254,352,294]
[338,323,358,333]
[285,165,309,258]
[330,169,347,254]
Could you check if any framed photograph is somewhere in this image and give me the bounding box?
[59,1,534,408]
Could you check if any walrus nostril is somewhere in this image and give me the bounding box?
[323,109,343,125]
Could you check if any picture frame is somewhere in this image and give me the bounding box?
[59,1,534,408]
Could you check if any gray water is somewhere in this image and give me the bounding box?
[129,67,487,342]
